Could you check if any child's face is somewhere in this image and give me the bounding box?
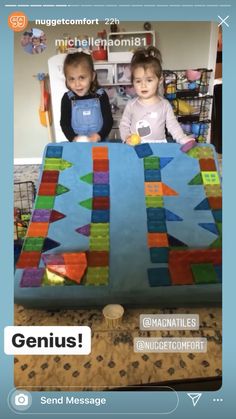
[65,64,95,97]
[133,67,161,103]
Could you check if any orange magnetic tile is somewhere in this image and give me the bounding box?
[148,233,169,247]
[208,196,222,209]
[38,183,57,196]
[63,252,87,266]
[161,183,178,196]
[93,159,109,171]
[145,182,163,196]
[27,222,49,238]
[65,265,87,284]
[199,158,216,171]
[92,147,108,160]
[169,249,222,266]
[47,265,67,277]
[169,262,194,285]
[16,251,41,268]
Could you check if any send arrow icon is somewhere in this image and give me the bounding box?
[187,393,202,407]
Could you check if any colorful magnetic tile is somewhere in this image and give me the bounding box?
[191,263,218,284]
[27,222,49,238]
[214,265,222,283]
[93,172,109,184]
[159,157,173,169]
[147,268,171,287]
[63,252,87,266]
[44,158,62,170]
[145,182,163,196]
[198,223,219,235]
[188,173,203,185]
[134,143,153,158]
[38,183,57,196]
[79,198,93,210]
[165,209,183,221]
[194,198,210,210]
[201,171,220,185]
[168,234,187,248]
[144,156,160,170]
[93,159,109,172]
[86,268,109,286]
[16,251,41,268]
[87,251,109,267]
[90,223,109,236]
[56,184,70,196]
[76,224,91,237]
[35,196,55,209]
[148,233,168,247]
[147,220,167,233]
[93,197,110,210]
[91,210,110,223]
[46,146,63,158]
[93,184,109,197]
[43,269,65,286]
[196,146,214,158]
[208,197,222,209]
[150,247,169,263]
[204,185,222,197]
[147,207,165,221]
[42,254,64,265]
[80,173,93,185]
[209,236,222,249]
[65,265,86,284]
[199,158,216,171]
[90,237,109,251]
[144,169,161,182]
[42,238,61,252]
[169,262,194,285]
[92,147,108,160]
[161,183,178,196]
[20,268,45,287]
[50,210,66,223]
[23,237,44,252]
[41,170,59,183]
[212,209,222,222]
[145,196,164,208]
[32,209,51,223]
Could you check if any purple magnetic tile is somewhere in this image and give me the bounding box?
[76,224,91,236]
[93,172,109,185]
[20,268,45,287]
[32,209,51,222]
[42,254,64,265]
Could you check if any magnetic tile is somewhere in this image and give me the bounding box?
[150,247,169,263]
[20,268,44,287]
[147,207,165,221]
[38,183,57,196]
[93,159,109,172]
[204,185,222,197]
[27,222,49,238]
[93,197,110,210]
[134,143,153,158]
[16,251,41,268]
[214,264,222,283]
[50,210,66,223]
[35,196,55,209]
[93,184,110,197]
[148,233,168,247]
[32,209,51,223]
[212,209,222,223]
[76,224,91,236]
[87,251,109,267]
[79,198,93,210]
[144,156,160,170]
[80,173,93,184]
[147,268,171,287]
[56,184,70,196]
[91,210,110,223]
[46,146,63,158]
[147,220,167,233]
[145,196,164,208]
[42,238,61,252]
[191,263,218,284]
[41,170,59,183]
[42,254,64,265]
[90,223,109,236]
[199,158,216,171]
[145,182,163,196]
[93,172,109,184]
[208,197,222,210]
[144,169,161,182]
[92,147,108,160]
[23,237,44,252]
[201,171,220,185]
[89,237,110,251]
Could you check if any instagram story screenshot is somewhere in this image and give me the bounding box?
[0,0,235,418]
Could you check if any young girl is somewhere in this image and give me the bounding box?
[60,51,113,142]
[119,47,195,146]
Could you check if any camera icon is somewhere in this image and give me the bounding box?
[15,393,29,406]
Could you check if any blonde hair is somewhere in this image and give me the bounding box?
[63,52,99,93]
[131,46,162,82]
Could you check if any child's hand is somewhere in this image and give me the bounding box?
[88,133,101,142]
[73,136,89,142]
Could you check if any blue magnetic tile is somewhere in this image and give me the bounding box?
[150,247,169,263]
[134,143,153,158]
[144,169,161,182]
[91,210,110,223]
[212,209,222,222]
[159,157,173,169]
[147,268,171,287]
[194,198,210,210]
[147,207,165,221]
[199,223,219,235]
[93,184,110,197]
[42,237,61,252]
[165,209,183,221]
[46,146,63,158]
[214,264,222,283]
[147,220,167,233]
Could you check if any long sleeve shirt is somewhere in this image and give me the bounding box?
[119,96,190,145]
[60,90,113,142]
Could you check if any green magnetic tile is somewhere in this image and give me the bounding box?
[209,236,222,249]
[23,237,44,251]
[60,159,73,170]
[80,173,93,184]
[144,156,160,170]
[191,263,218,284]
[216,222,222,236]
[44,158,62,170]
[202,171,220,185]
[145,196,164,208]
[42,272,65,286]
[197,147,214,158]
[86,267,109,278]
[90,223,109,235]
[56,184,70,196]
[85,269,109,285]
[79,198,93,210]
[187,148,200,158]
[188,173,203,185]
[89,237,109,251]
[35,196,55,209]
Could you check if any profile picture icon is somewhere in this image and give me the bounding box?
[21,28,47,54]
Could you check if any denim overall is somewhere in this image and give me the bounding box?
[67,89,103,136]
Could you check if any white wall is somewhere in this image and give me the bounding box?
[14,21,218,161]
